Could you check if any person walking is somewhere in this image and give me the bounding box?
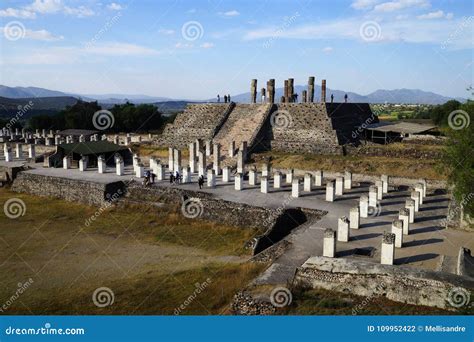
[198,175,204,189]
[217,94,220,103]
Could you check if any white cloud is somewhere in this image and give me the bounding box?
[25,28,64,41]
[322,46,333,53]
[200,42,214,48]
[219,10,240,17]
[351,0,379,10]
[175,42,193,49]
[417,10,453,20]
[158,29,175,35]
[3,0,95,19]
[374,0,429,12]
[446,12,453,20]
[107,3,123,11]
[0,8,36,19]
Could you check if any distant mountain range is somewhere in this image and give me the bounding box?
[0,84,465,106]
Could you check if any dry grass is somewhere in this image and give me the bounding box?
[252,151,446,180]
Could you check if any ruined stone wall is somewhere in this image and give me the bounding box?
[11,172,125,206]
[156,103,234,148]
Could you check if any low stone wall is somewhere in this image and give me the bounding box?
[294,256,474,310]
[0,164,25,185]
[11,172,125,206]
[346,144,442,159]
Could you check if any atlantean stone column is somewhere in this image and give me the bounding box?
[337,216,350,242]
[392,219,403,248]
[321,79,326,103]
[399,208,410,235]
[323,229,336,258]
[360,195,369,218]
[284,80,289,103]
[381,232,395,265]
[273,171,282,188]
[288,78,294,102]
[267,79,275,104]
[251,79,257,103]
[326,180,335,202]
[350,207,360,229]
[308,76,315,103]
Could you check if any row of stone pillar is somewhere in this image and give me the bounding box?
[2,143,36,161]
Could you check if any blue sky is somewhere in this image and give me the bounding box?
[0,0,472,99]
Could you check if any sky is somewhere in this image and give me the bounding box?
[0,0,472,100]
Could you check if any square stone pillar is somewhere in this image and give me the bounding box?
[350,207,360,229]
[391,219,403,248]
[359,195,368,218]
[173,149,181,173]
[135,164,144,178]
[326,180,335,202]
[240,141,248,160]
[156,163,165,180]
[375,180,383,200]
[399,208,410,235]
[314,170,323,186]
[274,171,282,189]
[405,199,415,223]
[414,183,424,205]
[213,143,221,175]
[182,167,191,183]
[286,169,294,184]
[116,159,124,176]
[207,169,216,188]
[28,144,35,159]
[323,229,336,258]
[114,135,120,145]
[125,136,131,145]
[79,134,85,143]
[98,156,106,174]
[54,135,60,145]
[63,156,70,169]
[291,178,300,198]
[261,177,269,194]
[419,178,427,197]
[229,141,235,158]
[222,166,230,182]
[205,140,212,157]
[234,173,243,190]
[381,174,389,193]
[337,216,350,242]
[369,185,378,207]
[189,142,196,173]
[198,152,206,177]
[149,157,156,170]
[381,232,395,265]
[344,171,352,190]
[304,173,313,192]
[168,147,174,172]
[335,176,344,195]
[195,139,202,153]
[262,163,270,177]
[249,168,257,186]
[133,154,139,173]
[79,158,88,172]
[237,151,244,174]
[15,143,22,158]
[411,191,420,212]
